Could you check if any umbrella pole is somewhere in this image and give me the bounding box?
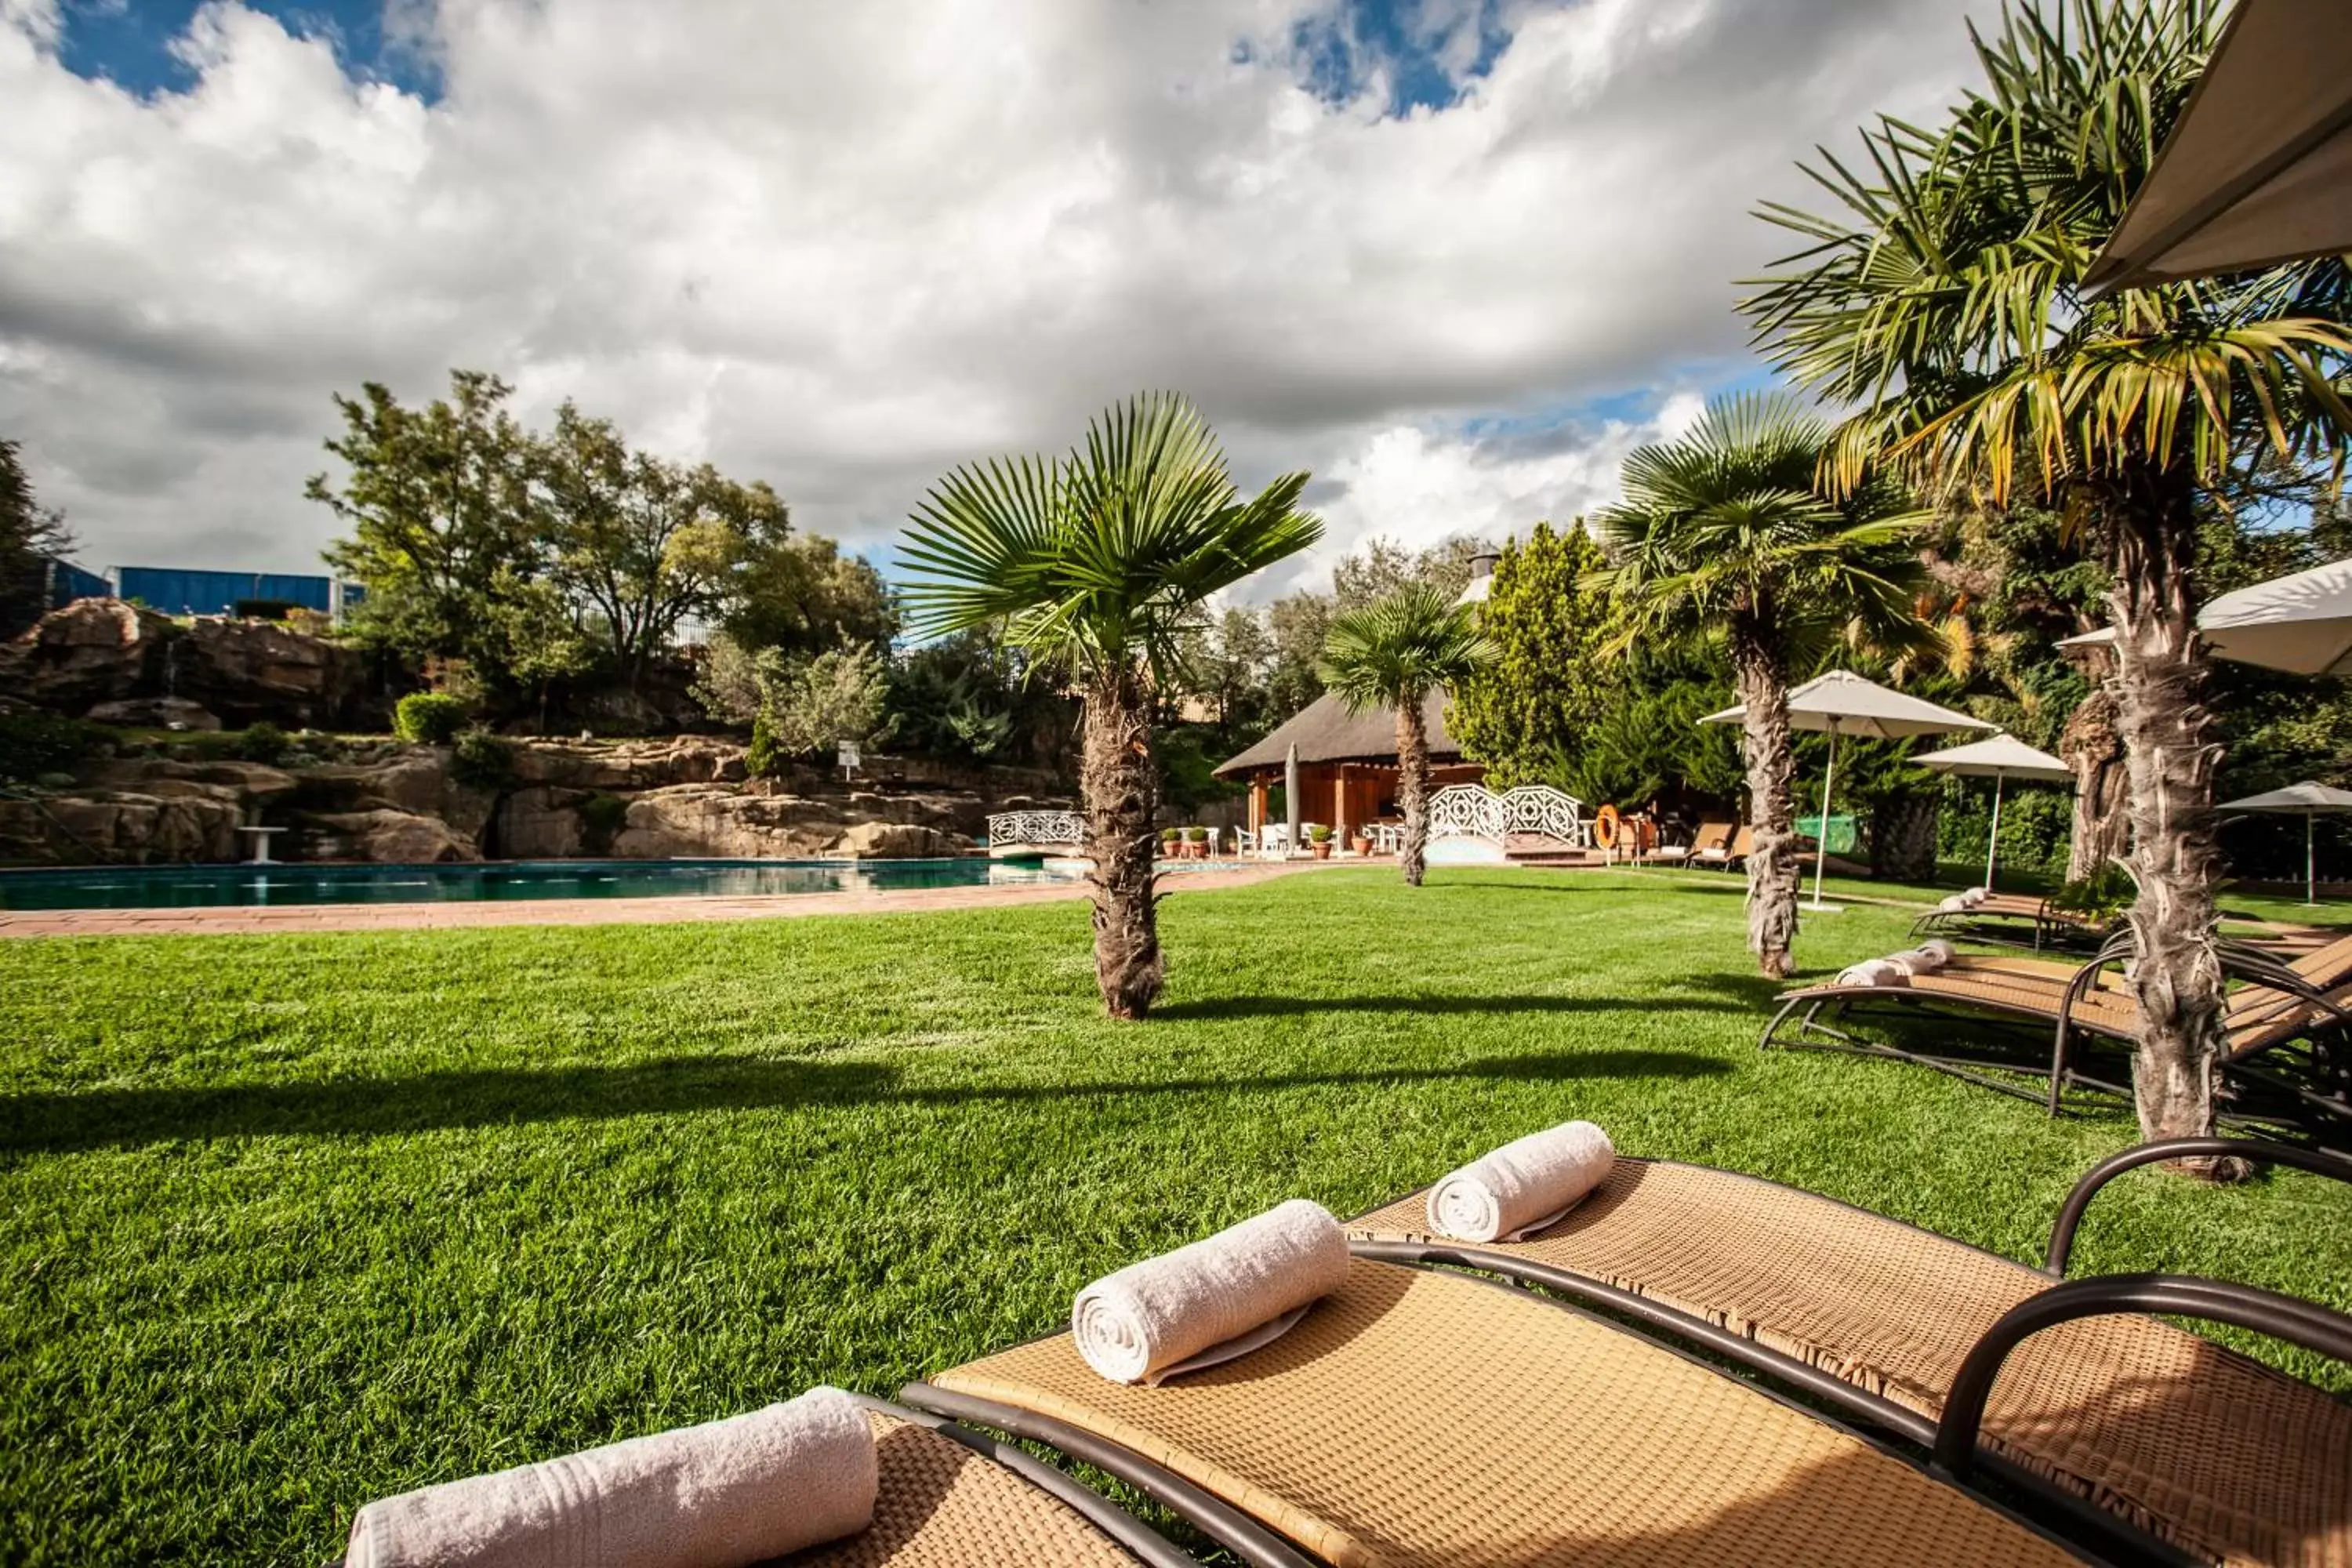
[2308,812,2317,904]
[1809,724,1838,910]
[1985,772,2005,891]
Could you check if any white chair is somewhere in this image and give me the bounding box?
[1232,828,1258,856]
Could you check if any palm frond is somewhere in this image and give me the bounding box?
[1317,583,1495,715]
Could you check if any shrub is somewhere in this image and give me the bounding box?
[1160,826,1180,842]
[746,714,779,779]
[2049,862,2134,922]
[450,727,516,789]
[581,793,629,854]
[393,692,468,745]
[1185,826,1208,843]
[237,722,291,765]
[1308,823,1332,844]
[0,713,106,781]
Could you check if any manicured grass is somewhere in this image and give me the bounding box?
[4,868,2348,1564]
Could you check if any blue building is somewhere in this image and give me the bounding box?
[38,559,364,619]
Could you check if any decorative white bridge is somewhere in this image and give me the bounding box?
[1426,784,1588,863]
[985,809,1087,858]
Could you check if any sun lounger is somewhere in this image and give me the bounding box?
[1911,891,2115,952]
[336,1394,1208,1568]
[1346,1138,2352,1568]
[1693,822,1751,869]
[908,1256,2116,1566]
[1760,935,2352,1134]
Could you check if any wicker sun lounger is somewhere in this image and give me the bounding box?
[1347,1140,2352,1568]
[332,1395,1208,1568]
[1911,892,2116,952]
[1759,935,2352,1134]
[908,1256,2139,1566]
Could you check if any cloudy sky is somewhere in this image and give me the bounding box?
[0,0,1989,599]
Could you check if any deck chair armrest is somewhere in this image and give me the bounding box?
[1932,1272,2352,1481]
[2046,1138,2352,1275]
[899,1382,1319,1568]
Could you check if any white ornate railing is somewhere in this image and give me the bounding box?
[1428,784,1588,848]
[985,809,1086,848]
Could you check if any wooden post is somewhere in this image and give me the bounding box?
[1249,779,1265,835]
[1334,765,1349,847]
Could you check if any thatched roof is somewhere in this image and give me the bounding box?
[1213,690,1462,777]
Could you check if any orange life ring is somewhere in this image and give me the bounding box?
[1594,804,1621,849]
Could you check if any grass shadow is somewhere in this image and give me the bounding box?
[1151,993,1751,1021]
[1,1049,1732,1156]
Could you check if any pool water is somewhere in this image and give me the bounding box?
[0,858,1086,911]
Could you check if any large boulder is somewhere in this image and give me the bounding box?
[176,616,365,728]
[838,821,962,858]
[289,750,495,850]
[0,599,177,710]
[0,791,244,864]
[609,786,853,858]
[509,737,746,792]
[297,808,481,864]
[493,786,590,858]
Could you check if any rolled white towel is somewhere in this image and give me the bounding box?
[1962,886,1990,908]
[1916,938,1957,969]
[1072,1200,1348,1385]
[1937,894,1970,913]
[1425,1120,1616,1244]
[345,1388,877,1568]
[1836,958,1906,988]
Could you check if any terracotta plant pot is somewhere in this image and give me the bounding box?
[1351,836,1372,857]
[1312,841,1332,859]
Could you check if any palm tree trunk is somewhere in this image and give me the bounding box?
[1396,699,1430,887]
[2101,472,2227,1149]
[1081,663,1163,1019]
[2058,680,2129,882]
[1732,629,1800,977]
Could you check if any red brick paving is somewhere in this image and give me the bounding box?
[0,860,1329,938]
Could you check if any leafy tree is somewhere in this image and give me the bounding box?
[0,437,72,638]
[1740,0,2352,1142]
[1545,652,1742,808]
[724,533,897,657]
[688,633,768,727]
[1331,536,1486,609]
[1592,393,1931,977]
[759,643,894,759]
[1318,584,1495,886]
[539,402,792,691]
[900,393,1319,1019]
[1450,521,1610,788]
[312,372,554,697]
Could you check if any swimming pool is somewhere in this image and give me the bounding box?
[0,857,1088,911]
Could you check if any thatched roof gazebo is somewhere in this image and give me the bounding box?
[1214,691,1484,842]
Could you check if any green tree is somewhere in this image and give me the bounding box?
[0,437,72,638]
[312,372,551,696]
[724,533,897,657]
[1318,584,1495,886]
[1740,0,2352,1142]
[539,402,792,691]
[1450,521,1610,788]
[1592,393,1931,977]
[901,393,1319,1018]
[759,643,894,759]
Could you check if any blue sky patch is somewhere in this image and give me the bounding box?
[52,0,437,100]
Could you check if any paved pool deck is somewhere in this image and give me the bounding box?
[0,859,1327,938]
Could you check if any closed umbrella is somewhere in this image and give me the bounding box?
[2059,558,2352,677]
[1284,742,1301,859]
[1703,670,1994,911]
[1912,734,2074,890]
[2216,780,2352,903]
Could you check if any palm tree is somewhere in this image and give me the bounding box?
[1740,0,2352,1145]
[1319,585,1495,886]
[898,394,1320,1019]
[1592,394,1932,978]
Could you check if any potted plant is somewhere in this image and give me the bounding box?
[1308,823,1334,859]
[1351,829,1373,857]
[1184,825,1210,859]
[1159,826,1180,858]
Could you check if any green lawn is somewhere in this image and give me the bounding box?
[5,869,2348,1565]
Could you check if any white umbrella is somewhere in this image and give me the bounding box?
[2216,780,2352,903]
[1912,734,2074,891]
[1703,670,1994,910]
[2056,557,2352,676]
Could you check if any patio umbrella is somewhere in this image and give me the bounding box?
[2216,780,2352,903]
[1911,734,2074,891]
[2083,0,2352,296]
[1284,742,1300,859]
[1704,670,1994,911]
[2056,557,2352,676]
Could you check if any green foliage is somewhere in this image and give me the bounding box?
[1184,825,1208,843]
[236,723,290,767]
[1547,662,1742,805]
[898,393,1321,683]
[1317,584,1494,719]
[1937,781,2074,877]
[746,713,779,779]
[1155,725,1235,815]
[1159,826,1179,843]
[2050,862,2136,921]
[758,644,892,760]
[1450,521,1610,787]
[884,631,1065,766]
[450,728,517,790]
[1307,823,1332,843]
[579,793,629,855]
[0,435,73,641]
[721,532,898,660]
[391,692,468,746]
[0,711,104,781]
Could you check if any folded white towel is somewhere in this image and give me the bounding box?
[345,1388,877,1568]
[1918,938,1957,967]
[1836,958,1906,988]
[1425,1120,1616,1244]
[1962,886,1989,907]
[1937,894,1970,913]
[1072,1200,1348,1385]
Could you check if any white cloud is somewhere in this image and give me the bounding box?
[0,0,1988,594]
